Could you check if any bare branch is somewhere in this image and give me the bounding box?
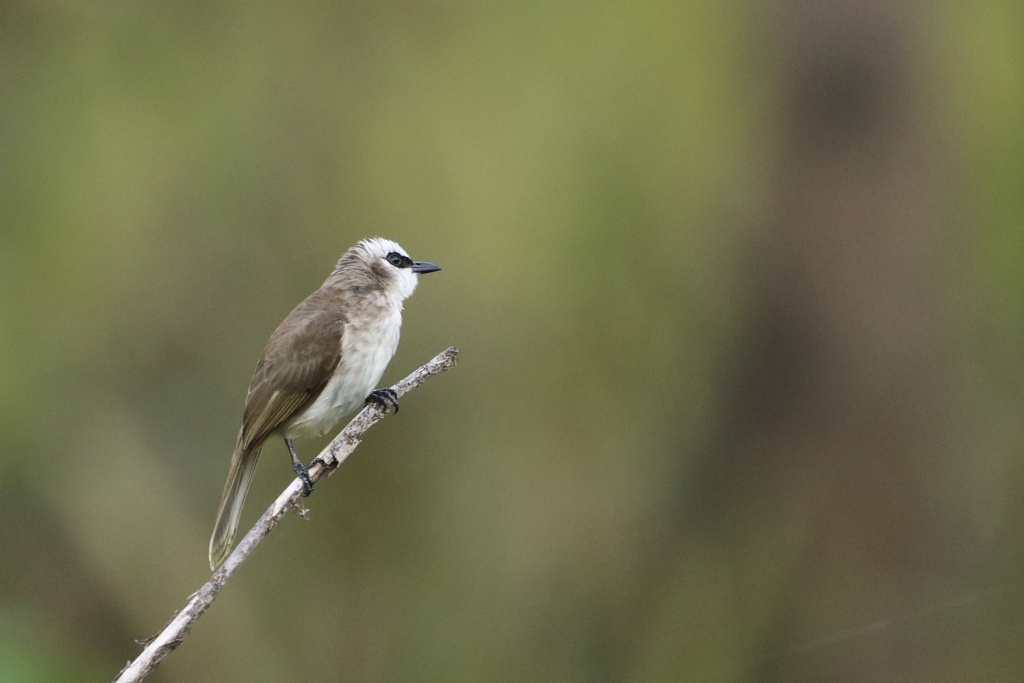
[113,347,460,683]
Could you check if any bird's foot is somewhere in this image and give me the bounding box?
[366,388,399,414]
[285,437,314,496]
[293,462,314,497]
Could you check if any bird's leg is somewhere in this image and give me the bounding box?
[366,388,399,414]
[285,437,314,496]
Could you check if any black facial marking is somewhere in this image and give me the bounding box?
[386,252,413,268]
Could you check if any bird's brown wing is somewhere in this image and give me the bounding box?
[210,293,346,568]
[237,297,346,452]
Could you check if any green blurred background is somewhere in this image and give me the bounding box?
[2,1,1023,681]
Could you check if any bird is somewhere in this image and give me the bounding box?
[208,237,441,569]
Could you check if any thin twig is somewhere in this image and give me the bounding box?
[113,346,460,683]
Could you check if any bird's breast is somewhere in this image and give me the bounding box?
[286,306,402,438]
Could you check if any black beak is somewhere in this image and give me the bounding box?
[411,261,442,274]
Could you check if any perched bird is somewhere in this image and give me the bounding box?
[209,237,441,569]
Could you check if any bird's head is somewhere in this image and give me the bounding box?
[334,237,441,303]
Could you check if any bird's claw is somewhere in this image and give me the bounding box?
[366,388,399,414]
[294,463,314,497]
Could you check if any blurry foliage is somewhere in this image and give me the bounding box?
[0,0,1022,681]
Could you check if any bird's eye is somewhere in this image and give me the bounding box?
[386,252,406,268]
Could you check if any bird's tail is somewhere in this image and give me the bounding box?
[209,440,263,570]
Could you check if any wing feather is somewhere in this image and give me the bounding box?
[237,293,345,452]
